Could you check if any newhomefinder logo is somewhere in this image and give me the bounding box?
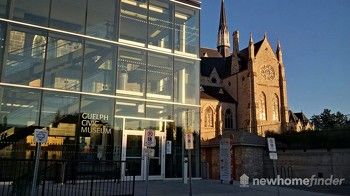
[240,174,345,188]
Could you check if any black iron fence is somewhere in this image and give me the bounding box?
[0,158,135,196]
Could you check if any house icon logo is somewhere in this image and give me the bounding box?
[240,174,249,188]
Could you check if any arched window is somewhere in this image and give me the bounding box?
[258,92,267,120]
[32,35,46,59]
[204,107,213,127]
[272,94,280,121]
[225,109,233,129]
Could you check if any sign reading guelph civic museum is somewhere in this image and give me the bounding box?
[80,113,112,135]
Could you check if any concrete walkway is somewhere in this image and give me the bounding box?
[134,180,341,196]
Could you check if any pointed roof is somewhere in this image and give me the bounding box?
[276,40,282,53]
[200,85,237,103]
[219,0,227,30]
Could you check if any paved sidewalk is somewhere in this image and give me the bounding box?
[134,180,340,196]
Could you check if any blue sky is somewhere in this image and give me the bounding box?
[200,0,350,117]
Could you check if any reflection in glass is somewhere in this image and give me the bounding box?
[146,102,172,120]
[0,0,7,18]
[2,27,46,86]
[12,0,50,26]
[149,136,161,176]
[174,106,200,177]
[82,41,116,94]
[0,22,5,65]
[119,0,147,46]
[147,53,173,101]
[86,0,117,39]
[117,47,146,97]
[40,91,79,127]
[0,86,41,129]
[44,34,83,91]
[148,0,173,51]
[174,58,199,104]
[0,87,41,158]
[165,121,182,178]
[174,5,199,55]
[80,95,114,160]
[116,99,145,118]
[126,135,142,176]
[50,0,86,33]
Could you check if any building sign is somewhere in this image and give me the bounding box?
[34,129,48,144]
[144,129,156,147]
[220,138,231,183]
[80,113,112,135]
[267,137,276,152]
[185,132,194,150]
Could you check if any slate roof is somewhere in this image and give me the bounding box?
[200,48,222,58]
[200,85,236,103]
[200,39,265,79]
[294,112,310,123]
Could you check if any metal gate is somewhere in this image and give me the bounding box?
[0,158,135,196]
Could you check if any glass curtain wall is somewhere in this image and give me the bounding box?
[12,0,50,27]
[0,0,201,178]
[174,4,199,55]
[1,25,47,87]
[0,0,7,18]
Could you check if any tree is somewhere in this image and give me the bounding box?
[311,109,348,130]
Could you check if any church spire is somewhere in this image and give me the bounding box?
[276,40,283,64]
[217,0,230,57]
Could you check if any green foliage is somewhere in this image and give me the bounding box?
[310,109,348,130]
[266,129,350,149]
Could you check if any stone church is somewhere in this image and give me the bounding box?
[200,0,289,142]
[200,0,315,180]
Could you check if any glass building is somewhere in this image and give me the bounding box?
[0,0,201,180]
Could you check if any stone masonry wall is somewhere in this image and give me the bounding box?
[263,148,350,184]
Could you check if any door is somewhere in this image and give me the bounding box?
[122,130,165,180]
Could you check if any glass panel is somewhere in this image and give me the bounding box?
[126,134,142,176]
[149,136,161,175]
[116,99,145,118]
[0,0,7,18]
[40,91,80,127]
[126,158,141,176]
[2,26,46,86]
[40,91,79,160]
[165,121,182,178]
[146,102,172,120]
[148,0,173,51]
[174,106,200,177]
[126,135,142,157]
[119,0,147,46]
[0,86,41,158]
[44,34,83,91]
[117,47,146,97]
[82,41,116,94]
[50,0,86,33]
[0,22,5,66]
[12,0,50,26]
[174,58,199,104]
[174,5,199,55]
[80,95,114,160]
[86,0,117,39]
[113,118,123,161]
[147,53,173,101]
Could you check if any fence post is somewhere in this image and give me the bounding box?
[31,143,41,196]
[90,162,94,196]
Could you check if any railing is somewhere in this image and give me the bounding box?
[0,158,135,196]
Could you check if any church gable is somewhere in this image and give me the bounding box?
[254,38,280,84]
[209,68,222,85]
[254,38,278,64]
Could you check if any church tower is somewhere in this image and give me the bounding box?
[217,0,230,57]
